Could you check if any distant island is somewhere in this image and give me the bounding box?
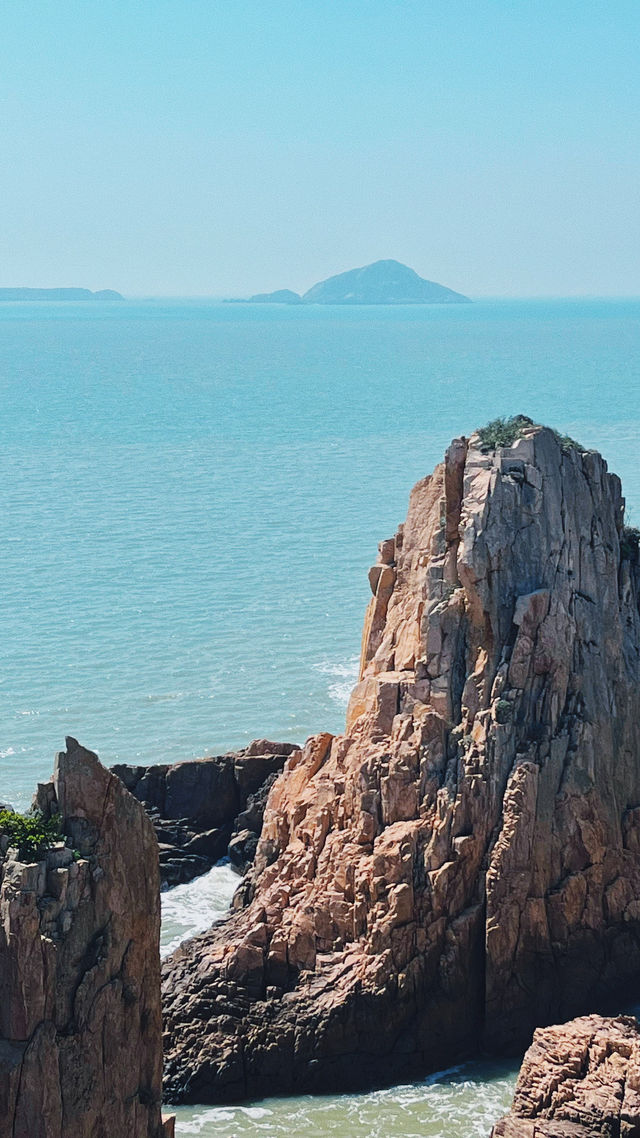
[227,260,470,305]
[0,288,123,301]
[247,288,303,305]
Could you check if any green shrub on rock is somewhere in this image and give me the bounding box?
[0,808,61,861]
[476,415,585,455]
[495,699,513,724]
[621,526,640,562]
[477,415,535,452]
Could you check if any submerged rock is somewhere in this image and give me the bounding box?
[0,737,172,1138]
[113,740,298,887]
[162,423,640,1104]
[492,1015,640,1137]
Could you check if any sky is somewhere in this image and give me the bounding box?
[1,1,639,298]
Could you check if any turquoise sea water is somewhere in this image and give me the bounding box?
[2,298,639,1135]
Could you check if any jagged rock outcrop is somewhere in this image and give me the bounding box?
[113,740,298,887]
[0,737,172,1138]
[492,1015,640,1136]
[162,423,640,1104]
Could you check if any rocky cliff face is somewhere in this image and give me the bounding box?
[492,1015,640,1137]
[162,423,640,1104]
[0,738,172,1138]
[113,739,298,886]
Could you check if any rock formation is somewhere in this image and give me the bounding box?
[113,739,298,887]
[162,422,640,1104]
[0,737,172,1138]
[492,1015,640,1136]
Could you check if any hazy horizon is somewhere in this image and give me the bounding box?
[2,1,639,298]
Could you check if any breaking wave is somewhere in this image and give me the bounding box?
[160,862,239,958]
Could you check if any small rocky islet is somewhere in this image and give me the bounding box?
[3,415,640,1136]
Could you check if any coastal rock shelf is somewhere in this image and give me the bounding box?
[492,1015,640,1136]
[0,738,172,1138]
[161,423,640,1104]
[113,740,298,887]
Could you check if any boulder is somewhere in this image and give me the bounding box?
[0,737,171,1138]
[161,425,640,1104]
[491,1015,640,1137]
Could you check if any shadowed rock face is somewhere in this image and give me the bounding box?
[0,738,172,1138]
[113,740,299,887]
[492,1015,640,1137]
[162,425,640,1104]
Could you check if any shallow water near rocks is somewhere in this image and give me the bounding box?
[171,1062,518,1137]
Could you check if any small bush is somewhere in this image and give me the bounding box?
[476,415,585,455]
[477,415,535,452]
[0,808,61,861]
[621,526,640,562]
[553,431,585,453]
[495,699,513,725]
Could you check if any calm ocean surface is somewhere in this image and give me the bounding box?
[2,297,639,1135]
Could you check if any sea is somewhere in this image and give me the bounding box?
[2,296,639,1135]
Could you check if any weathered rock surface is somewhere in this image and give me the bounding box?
[113,739,298,887]
[492,1015,640,1137]
[0,737,172,1138]
[162,424,640,1104]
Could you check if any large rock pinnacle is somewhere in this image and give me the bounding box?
[162,423,640,1103]
[0,738,172,1138]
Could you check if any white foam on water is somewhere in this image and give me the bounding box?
[314,656,359,708]
[171,1059,518,1137]
[160,862,239,958]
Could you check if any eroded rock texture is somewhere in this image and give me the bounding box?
[492,1015,640,1137]
[162,425,640,1103]
[113,739,298,887]
[0,737,172,1138]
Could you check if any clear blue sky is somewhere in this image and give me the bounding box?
[1,1,639,297]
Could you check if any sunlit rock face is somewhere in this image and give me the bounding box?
[0,738,172,1138]
[492,1014,640,1137]
[162,424,640,1104]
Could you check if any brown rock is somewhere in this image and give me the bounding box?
[491,1014,640,1137]
[162,426,640,1104]
[0,737,169,1138]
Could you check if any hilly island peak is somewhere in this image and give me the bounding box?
[229,259,470,305]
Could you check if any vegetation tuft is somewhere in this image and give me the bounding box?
[476,415,585,455]
[476,415,535,452]
[0,808,61,862]
[621,526,640,563]
[494,699,513,725]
